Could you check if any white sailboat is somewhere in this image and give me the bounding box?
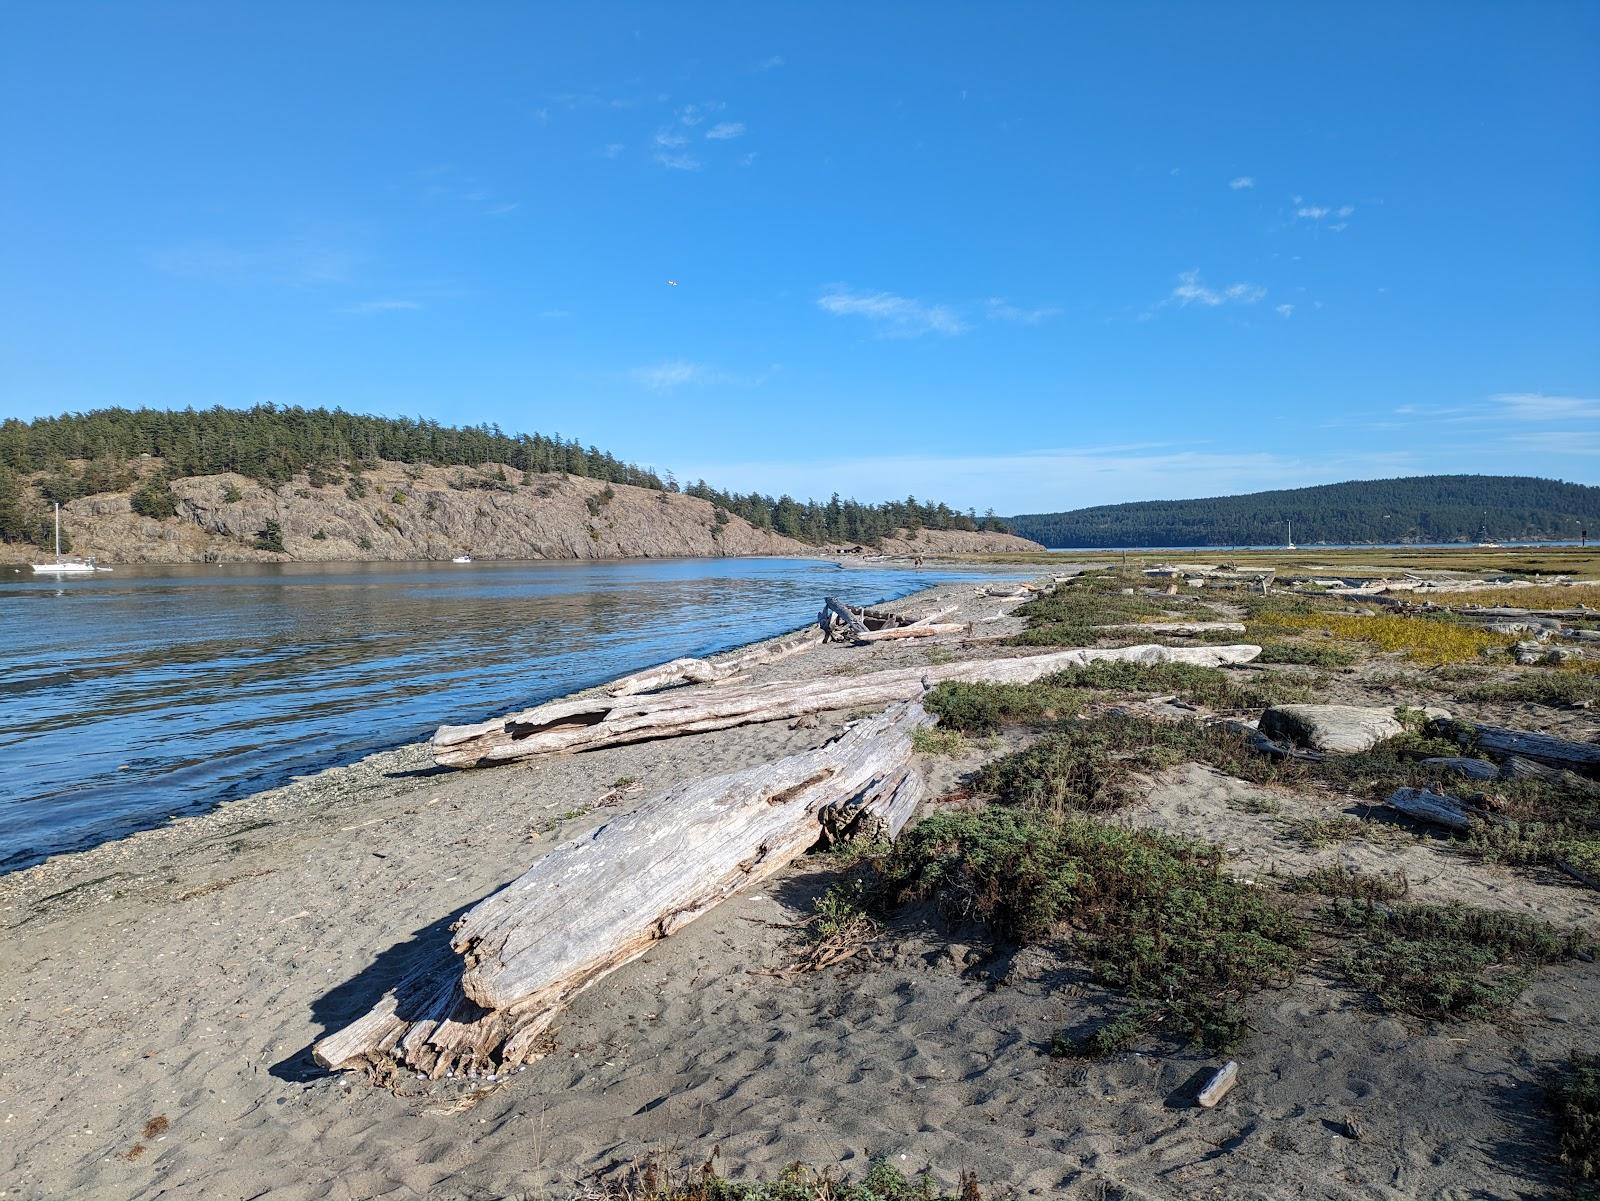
[1284,520,1296,550]
[30,503,109,574]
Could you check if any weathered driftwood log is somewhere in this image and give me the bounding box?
[1196,1061,1239,1108]
[1385,787,1472,832]
[853,622,968,643]
[315,703,933,1080]
[605,629,824,696]
[606,657,728,696]
[1098,621,1247,636]
[1428,718,1600,775]
[1421,756,1500,782]
[434,644,1264,767]
[1217,718,1327,763]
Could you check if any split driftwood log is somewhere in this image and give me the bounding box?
[433,643,1264,768]
[606,629,823,696]
[314,702,933,1080]
[1428,717,1600,775]
[1384,787,1473,832]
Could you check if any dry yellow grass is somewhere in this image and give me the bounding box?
[1440,584,1600,610]
[1257,612,1517,665]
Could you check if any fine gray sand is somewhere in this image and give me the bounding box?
[2,576,1596,1200]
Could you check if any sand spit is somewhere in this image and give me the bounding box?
[1,574,1596,1200]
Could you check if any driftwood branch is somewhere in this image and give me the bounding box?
[315,702,935,1080]
[434,644,1264,768]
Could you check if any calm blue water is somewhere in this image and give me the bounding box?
[1043,540,1588,552]
[0,557,1018,869]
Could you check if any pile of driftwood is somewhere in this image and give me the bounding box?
[314,594,1263,1079]
[818,595,967,643]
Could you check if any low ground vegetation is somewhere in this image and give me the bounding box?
[1334,901,1588,1022]
[1550,1053,1600,1198]
[1256,611,1517,665]
[877,807,1307,1051]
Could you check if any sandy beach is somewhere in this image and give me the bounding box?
[3,573,1597,1200]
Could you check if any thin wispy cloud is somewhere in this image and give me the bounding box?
[1294,198,1356,227]
[985,297,1061,325]
[1229,176,1255,189]
[628,360,777,390]
[1165,269,1266,309]
[1384,393,1600,430]
[818,288,969,337]
[147,236,356,286]
[340,298,421,314]
[756,55,785,71]
[549,90,669,112]
[598,143,625,159]
[1493,392,1600,421]
[418,166,519,218]
[650,103,746,168]
[1506,430,1600,456]
[674,102,724,127]
[631,360,702,389]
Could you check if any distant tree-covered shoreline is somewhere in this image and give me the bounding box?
[0,405,1008,549]
[1008,475,1600,547]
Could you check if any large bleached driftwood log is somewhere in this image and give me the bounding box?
[606,629,824,696]
[314,703,933,1080]
[1429,718,1600,775]
[605,657,727,696]
[853,622,968,643]
[1098,621,1247,636]
[434,643,1264,768]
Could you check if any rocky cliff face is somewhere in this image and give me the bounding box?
[1,462,1042,564]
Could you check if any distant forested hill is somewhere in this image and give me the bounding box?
[1008,475,1600,548]
[0,405,1009,549]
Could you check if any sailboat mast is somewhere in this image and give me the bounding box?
[55,502,61,559]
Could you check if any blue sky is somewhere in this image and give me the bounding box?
[3,2,1597,514]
